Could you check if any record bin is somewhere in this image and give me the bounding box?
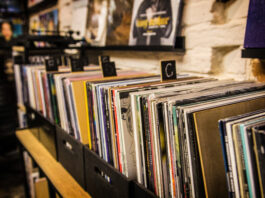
[26,104,157,198]
[84,145,130,198]
[56,125,86,188]
[84,145,157,198]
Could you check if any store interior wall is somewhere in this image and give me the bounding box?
[57,0,258,81]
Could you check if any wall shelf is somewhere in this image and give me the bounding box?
[241,48,265,59]
[83,36,186,53]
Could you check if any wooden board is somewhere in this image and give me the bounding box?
[16,129,91,198]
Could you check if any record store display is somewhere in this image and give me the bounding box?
[14,54,265,197]
[129,0,182,46]
[84,0,183,46]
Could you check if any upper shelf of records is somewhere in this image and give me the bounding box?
[13,34,185,53]
[83,36,185,52]
[28,0,185,52]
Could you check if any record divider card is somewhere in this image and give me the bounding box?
[99,56,117,77]
[160,60,177,82]
[45,57,58,72]
[70,57,85,72]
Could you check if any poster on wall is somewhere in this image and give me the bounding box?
[129,0,181,46]
[85,0,108,46]
[28,0,44,8]
[106,0,133,45]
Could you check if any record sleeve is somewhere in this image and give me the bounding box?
[85,0,108,46]
[160,82,265,198]
[253,126,265,198]
[192,93,265,198]
[240,120,264,198]
[219,109,265,198]
[244,0,265,48]
[106,0,133,45]
[233,123,250,198]
[129,0,182,46]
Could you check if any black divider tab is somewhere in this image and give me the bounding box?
[70,58,84,72]
[102,62,117,77]
[84,146,130,198]
[45,58,58,71]
[56,126,85,188]
[55,56,62,66]
[100,56,110,64]
[80,57,89,66]
[160,60,177,82]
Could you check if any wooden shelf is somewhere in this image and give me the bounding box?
[16,129,91,198]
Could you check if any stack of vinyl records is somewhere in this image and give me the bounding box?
[14,62,265,198]
[219,109,265,198]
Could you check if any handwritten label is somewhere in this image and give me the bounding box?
[99,56,110,65]
[160,60,177,81]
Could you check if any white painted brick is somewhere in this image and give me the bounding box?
[223,47,246,74]
[178,47,212,73]
[226,0,249,21]
[183,1,213,26]
[184,18,247,49]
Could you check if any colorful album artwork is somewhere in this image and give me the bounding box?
[129,0,181,46]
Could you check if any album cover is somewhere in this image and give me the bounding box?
[244,0,265,48]
[219,109,265,198]
[106,0,133,45]
[192,94,265,198]
[85,0,108,46]
[233,124,250,198]
[129,0,182,46]
[253,126,265,198]
[162,82,265,198]
[240,120,265,198]
[95,77,158,164]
